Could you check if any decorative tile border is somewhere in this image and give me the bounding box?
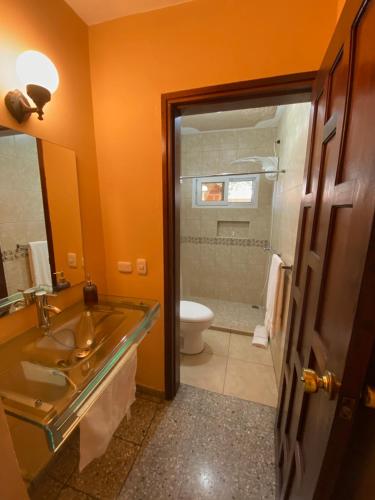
[1,247,29,262]
[181,235,269,248]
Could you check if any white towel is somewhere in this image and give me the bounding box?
[79,345,137,471]
[28,241,52,287]
[264,254,285,339]
[252,325,268,348]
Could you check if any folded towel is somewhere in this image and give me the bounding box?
[252,324,268,348]
[265,254,285,338]
[28,241,52,287]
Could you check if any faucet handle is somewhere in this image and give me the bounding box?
[17,288,36,305]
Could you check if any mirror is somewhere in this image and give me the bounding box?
[0,126,85,315]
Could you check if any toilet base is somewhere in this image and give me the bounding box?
[180,331,205,355]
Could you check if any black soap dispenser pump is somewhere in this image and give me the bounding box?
[83,274,98,307]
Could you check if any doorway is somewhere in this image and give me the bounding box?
[162,72,316,401]
[178,102,311,406]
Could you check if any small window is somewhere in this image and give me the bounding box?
[201,182,225,202]
[193,175,259,208]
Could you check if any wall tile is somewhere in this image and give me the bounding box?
[269,103,310,385]
[180,125,275,304]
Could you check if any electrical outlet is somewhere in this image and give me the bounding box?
[136,258,147,275]
[67,252,77,268]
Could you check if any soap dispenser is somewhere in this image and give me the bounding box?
[83,274,98,307]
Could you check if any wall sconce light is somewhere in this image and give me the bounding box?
[5,50,59,123]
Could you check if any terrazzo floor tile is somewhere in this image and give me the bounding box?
[180,351,227,393]
[173,383,275,428]
[46,441,80,484]
[119,384,276,500]
[29,387,276,500]
[119,405,197,499]
[29,475,64,500]
[68,436,138,499]
[224,358,278,407]
[57,486,95,500]
[229,333,273,365]
[115,397,159,445]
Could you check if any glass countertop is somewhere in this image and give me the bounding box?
[0,295,160,450]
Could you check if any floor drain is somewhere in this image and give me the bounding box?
[251,305,260,309]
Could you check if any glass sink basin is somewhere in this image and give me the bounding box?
[23,307,126,371]
[0,295,160,451]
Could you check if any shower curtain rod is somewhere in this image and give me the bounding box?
[180,169,285,180]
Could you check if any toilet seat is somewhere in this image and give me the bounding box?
[180,300,214,323]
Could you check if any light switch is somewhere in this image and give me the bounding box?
[67,252,77,268]
[136,258,147,275]
[118,261,132,273]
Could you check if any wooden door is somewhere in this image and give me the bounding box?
[0,246,8,300]
[276,0,375,498]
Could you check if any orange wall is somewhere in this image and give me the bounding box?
[89,0,338,391]
[337,0,347,18]
[0,0,106,339]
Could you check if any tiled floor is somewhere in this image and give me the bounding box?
[180,329,278,407]
[186,296,265,334]
[29,385,276,500]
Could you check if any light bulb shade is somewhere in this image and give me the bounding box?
[16,50,59,94]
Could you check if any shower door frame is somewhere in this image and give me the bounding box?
[161,71,316,400]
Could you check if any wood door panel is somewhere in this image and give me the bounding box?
[315,209,355,367]
[276,1,375,498]
[340,1,375,184]
[305,92,326,196]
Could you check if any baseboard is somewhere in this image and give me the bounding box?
[136,384,165,401]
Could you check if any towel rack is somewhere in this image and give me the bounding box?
[263,245,281,257]
[263,246,293,270]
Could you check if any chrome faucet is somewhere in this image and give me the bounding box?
[35,290,62,331]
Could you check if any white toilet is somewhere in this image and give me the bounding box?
[180,300,214,354]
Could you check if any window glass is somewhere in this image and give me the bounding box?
[201,182,224,202]
[193,174,258,208]
[228,180,254,203]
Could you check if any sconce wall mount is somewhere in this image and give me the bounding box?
[4,50,58,123]
[5,85,51,123]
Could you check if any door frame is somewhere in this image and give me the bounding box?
[161,72,317,400]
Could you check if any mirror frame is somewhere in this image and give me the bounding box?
[36,138,57,290]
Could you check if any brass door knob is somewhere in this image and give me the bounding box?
[301,368,341,399]
[364,386,375,408]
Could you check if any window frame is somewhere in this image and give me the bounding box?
[193,174,259,208]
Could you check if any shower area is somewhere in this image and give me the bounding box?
[179,102,311,403]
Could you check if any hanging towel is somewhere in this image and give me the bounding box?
[79,345,137,471]
[252,324,268,348]
[28,241,52,287]
[264,254,285,339]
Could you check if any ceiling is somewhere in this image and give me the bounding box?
[64,0,194,25]
[181,106,280,133]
